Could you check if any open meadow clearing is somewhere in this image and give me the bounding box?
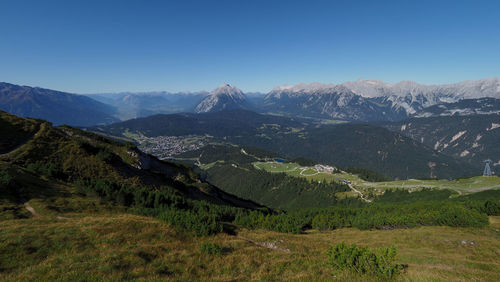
[254,161,500,198]
[1,208,499,281]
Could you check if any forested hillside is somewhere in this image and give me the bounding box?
[95,110,480,179]
[237,123,479,179]
[174,144,353,210]
[381,114,500,171]
[0,111,271,236]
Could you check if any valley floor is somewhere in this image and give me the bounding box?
[1,207,499,281]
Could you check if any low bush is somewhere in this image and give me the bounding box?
[200,242,223,255]
[327,242,405,279]
[70,177,495,237]
[456,191,500,216]
[75,178,230,236]
[26,161,60,178]
[237,198,491,234]
[96,148,113,162]
[312,213,350,230]
[158,209,223,237]
[375,188,453,203]
[344,167,390,182]
[0,170,12,187]
[471,200,500,216]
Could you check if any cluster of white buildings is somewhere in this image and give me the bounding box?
[314,164,337,174]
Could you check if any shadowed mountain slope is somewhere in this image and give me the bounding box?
[0,82,118,126]
[0,110,262,209]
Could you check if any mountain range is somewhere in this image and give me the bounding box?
[261,78,500,121]
[262,84,407,121]
[91,77,500,122]
[2,78,500,125]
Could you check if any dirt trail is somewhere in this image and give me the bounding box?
[23,201,69,219]
[237,236,291,253]
[348,183,372,203]
[336,169,371,203]
[240,149,260,160]
[24,202,40,217]
[0,124,45,157]
[299,167,319,176]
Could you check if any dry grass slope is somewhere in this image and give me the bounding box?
[1,210,499,281]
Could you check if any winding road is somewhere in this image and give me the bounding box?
[348,183,372,202]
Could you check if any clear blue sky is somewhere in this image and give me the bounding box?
[1,0,499,93]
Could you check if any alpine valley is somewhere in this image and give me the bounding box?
[5,1,500,279]
[1,78,500,280]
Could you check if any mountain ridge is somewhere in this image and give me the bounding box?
[3,78,500,125]
[269,77,500,118]
[412,98,500,118]
[379,114,500,170]
[0,82,119,126]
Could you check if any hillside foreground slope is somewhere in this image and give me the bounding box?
[1,111,499,280]
[1,210,499,280]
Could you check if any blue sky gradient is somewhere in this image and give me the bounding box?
[1,0,499,93]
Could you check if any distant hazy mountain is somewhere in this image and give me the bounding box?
[260,78,500,122]
[380,114,500,171]
[86,91,208,120]
[413,98,500,118]
[342,77,500,114]
[343,77,500,99]
[0,82,118,126]
[263,84,407,121]
[83,77,500,122]
[195,83,249,113]
[6,77,499,125]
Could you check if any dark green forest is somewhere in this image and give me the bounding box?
[177,144,352,209]
[206,164,351,210]
[2,111,499,239]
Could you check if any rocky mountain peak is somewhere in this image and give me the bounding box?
[211,83,244,99]
[195,84,248,113]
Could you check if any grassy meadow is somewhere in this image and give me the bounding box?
[254,161,500,198]
[1,204,499,281]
